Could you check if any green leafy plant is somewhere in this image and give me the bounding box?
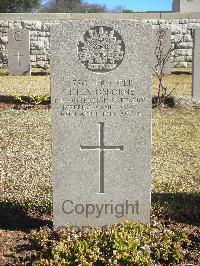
[30,93,50,105]
[10,91,50,105]
[30,221,189,266]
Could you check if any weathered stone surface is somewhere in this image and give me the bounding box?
[0,36,7,44]
[192,28,200,98]
[51,20,153,228]
[173,0,200,13]
[22,20,42,30]
[8,28,30,75]
[32,40,45,49]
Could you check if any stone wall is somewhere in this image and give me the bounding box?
[0,20,55,68]
[148,18,200,68]
[0,12,200,68]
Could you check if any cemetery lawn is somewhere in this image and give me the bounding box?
[0,68,192,99]
[0,107,199,265]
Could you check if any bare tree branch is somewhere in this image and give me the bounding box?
[153,28,189,108]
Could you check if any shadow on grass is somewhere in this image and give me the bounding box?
[0,95,50,105]
[152,192,200,226]
[152,96,175,108]
[171,70,192,75]
[31,71,50,76]
[0,201,52,232]
[0,70,50,76]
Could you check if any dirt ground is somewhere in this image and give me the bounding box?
[0,212,52,266]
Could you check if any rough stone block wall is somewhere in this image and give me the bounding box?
[0,15,200,69]
[0,20,58,68]
[147,18,200,68]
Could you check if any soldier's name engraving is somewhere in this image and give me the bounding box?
[62,200,139,218]
[64,87,135,96]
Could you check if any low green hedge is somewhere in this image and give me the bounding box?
[30,221,189,266]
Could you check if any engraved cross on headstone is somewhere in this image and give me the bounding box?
[80,122,124,194]
[14,51,24,67]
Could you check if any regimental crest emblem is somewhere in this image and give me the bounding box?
[78,26,125,73]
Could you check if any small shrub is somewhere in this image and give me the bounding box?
[30,93,50,105]
[30,221,189,266]
[10,91,50,105]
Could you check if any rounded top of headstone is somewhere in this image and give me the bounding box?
[78,26,125,73]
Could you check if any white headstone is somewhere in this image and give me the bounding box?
[172,0,200,12]
[8,28,30,76]
[192,28,200,98]
[51,20,153,228]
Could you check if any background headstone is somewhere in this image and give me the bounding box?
[153,29,171,75]
[192,28,200,98]
[51,20,153,228]
[172,0,200,12]
[8,28,30,76]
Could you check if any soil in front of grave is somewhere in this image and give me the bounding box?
[0,102,50,110]
[0,212,52,266]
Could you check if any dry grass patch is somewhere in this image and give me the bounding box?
[152,68,192,97]
[152,107,200,193]
[0,75,50,96]
[0,68,50,96]
[0,107,199,216]
[0,109,52,213]
[0,68,192,97]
